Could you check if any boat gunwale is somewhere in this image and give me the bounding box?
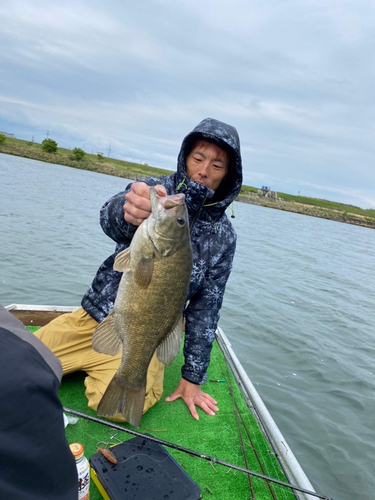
[216,325,316,500]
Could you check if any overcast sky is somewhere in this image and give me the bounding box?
[1,0,374,208]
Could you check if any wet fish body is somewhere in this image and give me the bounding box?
[92,187,192,426]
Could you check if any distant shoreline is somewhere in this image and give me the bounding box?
[1,138,374,230]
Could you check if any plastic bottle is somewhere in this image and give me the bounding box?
[70,443,90,500]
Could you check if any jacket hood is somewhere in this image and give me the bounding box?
[176,118,243,212]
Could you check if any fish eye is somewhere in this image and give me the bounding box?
[177,217,185,226]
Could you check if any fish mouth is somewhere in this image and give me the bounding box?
[159,193,185,209]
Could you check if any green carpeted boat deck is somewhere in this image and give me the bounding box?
[29,325,296,500]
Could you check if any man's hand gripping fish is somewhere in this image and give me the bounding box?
[92,187,192,427]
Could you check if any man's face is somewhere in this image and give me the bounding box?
[186,140,229,192]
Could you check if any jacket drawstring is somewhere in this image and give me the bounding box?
[230,202,235,218]
[176,178,187,192]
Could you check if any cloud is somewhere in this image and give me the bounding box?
[0,0,374,208]
[285,179,375,209]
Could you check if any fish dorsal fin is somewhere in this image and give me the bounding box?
[133,252,154,288]
[113,248,131,272]
[156,317,183,366]
[92,310,122,356]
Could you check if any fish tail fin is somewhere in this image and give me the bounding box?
[97,374,146,428]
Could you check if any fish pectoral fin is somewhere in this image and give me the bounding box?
[156,317,183,366]
[92,310,122,356]
[133,252,154,288]
[113,248,131,272]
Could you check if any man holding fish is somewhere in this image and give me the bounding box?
[36,117,243,426]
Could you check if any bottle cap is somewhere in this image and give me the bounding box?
[70,443,84,460]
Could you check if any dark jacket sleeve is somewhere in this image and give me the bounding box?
[100,177,171,244]
[182,236,237,384]
[100,187,137,244]
[0,306,78,500]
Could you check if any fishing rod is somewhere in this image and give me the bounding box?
[218,357,277,500]
[63,406,334,500]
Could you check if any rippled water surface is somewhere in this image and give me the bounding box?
[1,153,374,500]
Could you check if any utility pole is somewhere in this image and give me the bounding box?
[31,136,34,143]
[46,130,49,138]
[108,145,111,158]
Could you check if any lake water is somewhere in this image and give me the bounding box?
[1,153,374,500]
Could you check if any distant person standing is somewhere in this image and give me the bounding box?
[0,304,78,500]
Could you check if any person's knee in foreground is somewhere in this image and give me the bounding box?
[37,117,243,421]
[0,304,78,500]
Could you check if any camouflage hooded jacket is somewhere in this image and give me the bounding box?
[82,118,243,384]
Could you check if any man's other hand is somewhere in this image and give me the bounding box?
[165,378,219,420]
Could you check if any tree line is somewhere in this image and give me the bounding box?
[0,134,100,162]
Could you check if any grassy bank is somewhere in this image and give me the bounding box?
[0,137,172,180]
[1,136,374,229]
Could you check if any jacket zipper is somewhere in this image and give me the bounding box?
[189,197,207,234]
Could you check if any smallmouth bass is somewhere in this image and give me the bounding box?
[92,187,192,427]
